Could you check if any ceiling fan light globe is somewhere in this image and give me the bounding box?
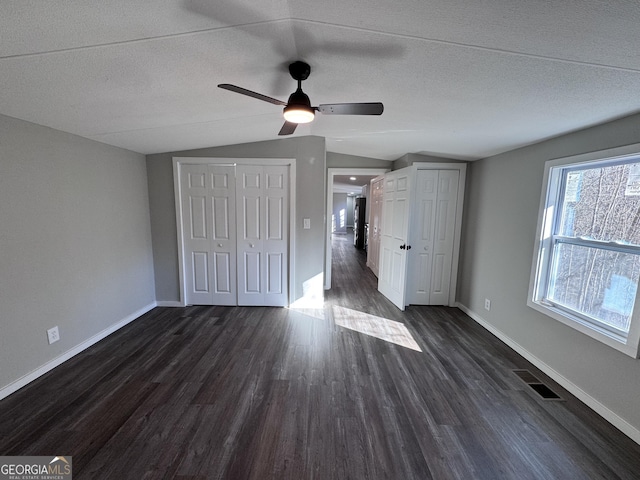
[283,106,315,124]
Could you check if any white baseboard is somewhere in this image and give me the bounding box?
[0,302,156,402]
[155,300,184,307]
[456,302,640,446]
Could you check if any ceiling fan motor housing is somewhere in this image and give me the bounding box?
[289,61,311,81]
[287,88,312,109]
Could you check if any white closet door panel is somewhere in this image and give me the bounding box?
[192,251,210,293]
[263,165,288,306]
[432,254,446,293]
[181,164,214,304]
[266,197,284,240]
[241,196,261,241]
[213,252,233,293]
[212,197,230,239]
[181,164,237,305]
[413,251,431,300]
[266,170,284,189]
[242,251,262,294]
[189,196,207,239]
[429,170,459,305]
[237,165,289,306]
[237,165,264,305]
[267,253,284,294]
[210,165,237,305]
[408,170,438,304]
[189,171,206,188]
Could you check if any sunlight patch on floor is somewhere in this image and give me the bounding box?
[287,307,326,321]
[332,305,422,352]
[288,273,325,309]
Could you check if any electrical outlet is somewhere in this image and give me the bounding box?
[47,326,60,345]
[484,298,491,311]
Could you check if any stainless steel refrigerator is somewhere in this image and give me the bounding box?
[354,197,366,249]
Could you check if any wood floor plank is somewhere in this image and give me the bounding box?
[1,231,640,479]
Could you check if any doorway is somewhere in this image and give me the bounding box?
[325,168,389,290]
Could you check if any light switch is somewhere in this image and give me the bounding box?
[303,218,311,229]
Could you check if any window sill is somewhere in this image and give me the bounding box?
[527,299,640,358]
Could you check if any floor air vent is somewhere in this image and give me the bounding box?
[512,369,564,401]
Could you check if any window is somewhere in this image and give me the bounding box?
[529,145,640,357]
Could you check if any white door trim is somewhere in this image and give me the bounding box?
[325,168,390,290]
[173,157,296,306]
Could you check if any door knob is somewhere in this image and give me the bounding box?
[250,243,255,248]
[217,243,223,247]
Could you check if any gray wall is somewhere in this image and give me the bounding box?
[0,114,156,392]
[146,136,326,304]
[458,112,640,434]
[332,193,348,233]
[393,152,467,170]
[327,152,392,169]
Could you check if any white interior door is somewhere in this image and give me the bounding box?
[181,164,237,305]
[236,165,289,306]
[367,175,384,277]
[377,168,412,310]
[407,169,459,305]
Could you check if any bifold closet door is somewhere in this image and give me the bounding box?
[236,165,289,306]
[408,169,459,305]
[181,164,237,305]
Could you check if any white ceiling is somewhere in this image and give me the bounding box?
[2,1,640,161]
[333,174,378,194]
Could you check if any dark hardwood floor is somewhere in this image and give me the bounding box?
[2,232,640,479]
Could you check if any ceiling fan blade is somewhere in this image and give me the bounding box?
[278,121,298,136]
[317,102,384,115]
[218,84,287,106]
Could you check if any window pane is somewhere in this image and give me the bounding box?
[548,243,640,333]
[559,162,640,245]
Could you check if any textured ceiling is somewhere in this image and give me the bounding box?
[2,1,640,160]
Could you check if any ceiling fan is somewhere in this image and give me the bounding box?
[218,61,384,136]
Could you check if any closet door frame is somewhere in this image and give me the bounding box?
[173,157,296,307]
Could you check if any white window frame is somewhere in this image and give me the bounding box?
[528,143,640,358]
